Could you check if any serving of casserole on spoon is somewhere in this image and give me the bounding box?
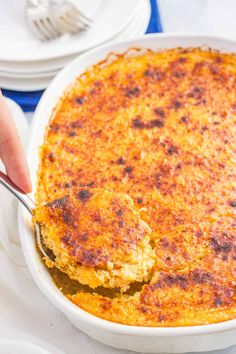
[0,171,155,292]
[33,187,155,291]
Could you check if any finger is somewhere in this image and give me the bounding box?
[0,94,32,193]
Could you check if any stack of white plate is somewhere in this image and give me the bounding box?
[0,0,150,91]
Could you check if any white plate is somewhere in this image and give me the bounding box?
[116,0,150,41]
[0,54,80,75]
[0,0,150,90]
[0,339,65,354]
[0,76,52,91]
[0,69,58,79]
[0,340,50,354]
[0,0,150,78]
[0,0,148,75]
[0,0,141,61]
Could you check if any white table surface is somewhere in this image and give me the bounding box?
[1,1,236,353]
[158,0,236,40]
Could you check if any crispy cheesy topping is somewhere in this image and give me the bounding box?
[36,47,236,326]
[34,188,155,290]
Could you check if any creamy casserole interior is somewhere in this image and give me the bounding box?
[35,47,236,327]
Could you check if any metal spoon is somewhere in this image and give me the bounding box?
[0,171,55,263]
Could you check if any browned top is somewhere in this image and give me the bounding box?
[36,47,236,326]
[34,188,154,290]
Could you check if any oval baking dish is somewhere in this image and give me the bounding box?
[18,34,236,353]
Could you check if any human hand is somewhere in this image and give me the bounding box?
[0,92,31,193]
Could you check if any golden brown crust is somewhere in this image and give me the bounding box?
[36,47,236,326]
[69,267,236,327]
[34,188,155,290]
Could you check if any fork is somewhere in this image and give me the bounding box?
[25,0,60,41]
[25,0,92,42]
[50,0,92,34]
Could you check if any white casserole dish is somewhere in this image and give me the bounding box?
[18,34,236,353]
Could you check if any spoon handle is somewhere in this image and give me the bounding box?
[0,171,35,214]
[0,171,55,262]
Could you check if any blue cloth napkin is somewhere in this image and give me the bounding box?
[1,0,162,112]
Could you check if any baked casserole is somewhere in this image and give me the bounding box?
[35,47,236,327]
